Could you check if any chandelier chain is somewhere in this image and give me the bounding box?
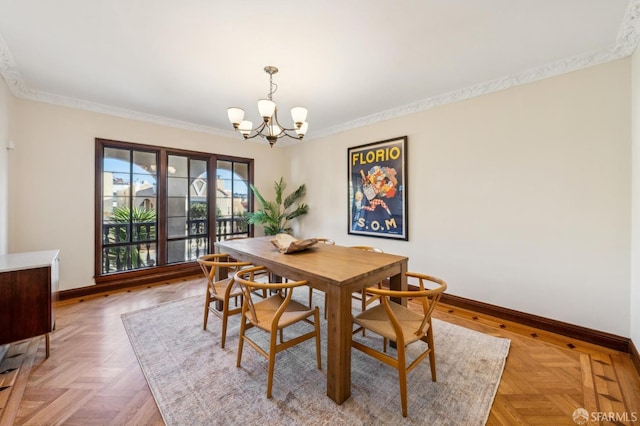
[268,73,278,101]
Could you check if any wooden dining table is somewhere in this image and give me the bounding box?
[215,236,408,405]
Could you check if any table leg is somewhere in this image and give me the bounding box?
[325,283,352,404]
[388,264,408,303]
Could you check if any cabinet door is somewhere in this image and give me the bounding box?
[0,266,52,345]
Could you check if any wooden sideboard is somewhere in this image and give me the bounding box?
[0,250,60,358]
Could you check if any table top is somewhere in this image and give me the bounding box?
[0,250,60,273]
[215,237,407,287]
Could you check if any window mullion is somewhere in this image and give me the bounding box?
[156,149,168,266]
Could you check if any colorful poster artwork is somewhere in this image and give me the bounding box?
[348,137,407,240]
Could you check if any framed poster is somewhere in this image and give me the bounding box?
[348,136,408,240]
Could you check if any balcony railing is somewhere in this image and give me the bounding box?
[215,216,248,241]
[102,222,156,273]
[101,216,249,274]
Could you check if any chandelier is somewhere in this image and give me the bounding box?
[227,66,308,148]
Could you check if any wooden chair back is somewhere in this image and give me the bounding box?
[364,272,446,345]
[233,265,322,398]
[234,265,310,331]
[197,253,251,297]
[351,271,447,417]
[197,253,253,348]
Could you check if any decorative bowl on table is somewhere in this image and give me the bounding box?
[271,234,318,254]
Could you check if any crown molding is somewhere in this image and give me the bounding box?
[2,0,640,143]
[616,0,640,55]
[311,45,625,140]
[312,0,640,140]
[0,34,236,138]
[0,34,23,94]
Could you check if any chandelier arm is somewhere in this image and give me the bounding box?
[270,111,301,138]
[270,108,297,132]
[251,121,267,133]
[275,123,298,132]
[238,122,268,140]
[279,130,300,139]
[243,132,264,140]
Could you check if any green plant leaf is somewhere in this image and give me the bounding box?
[250,184,269,209]
[274,177,285,206]
[283,184,306,210]
[286,204,309,221]
[248,177,308,236]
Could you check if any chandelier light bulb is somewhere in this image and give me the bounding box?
[291,107,308,128]
[227,107,245,128]
[238,120,253,138]
[295,122,309,138]
[258,99,276,122]
[268,122,282,137]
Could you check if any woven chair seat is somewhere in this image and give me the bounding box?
[210,277,243,301]
[353,301,427,345]
[250,294,317,330]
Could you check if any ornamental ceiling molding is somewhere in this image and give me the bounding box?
[1,0,639,143]
[313,0,640,140]
[0,34,234,138]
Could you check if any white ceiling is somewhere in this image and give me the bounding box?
[0,1,638,146]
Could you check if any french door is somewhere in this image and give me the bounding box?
[95,139,254,281]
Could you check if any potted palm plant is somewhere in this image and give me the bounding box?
[247,177,308,235]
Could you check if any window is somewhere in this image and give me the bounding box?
[95,139,254,281]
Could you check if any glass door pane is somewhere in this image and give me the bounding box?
[167,155,208,263]
[101,147,157,273]
[216,159,250,240]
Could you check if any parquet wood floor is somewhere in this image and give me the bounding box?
[1,276,638,425]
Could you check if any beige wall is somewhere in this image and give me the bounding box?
[0,77,11,255]
[631,47,640,346]
[291,59,632,336]
[4,57,634,338]
[8,100,290,291]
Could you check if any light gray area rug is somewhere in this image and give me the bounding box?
[121,290,510,425]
